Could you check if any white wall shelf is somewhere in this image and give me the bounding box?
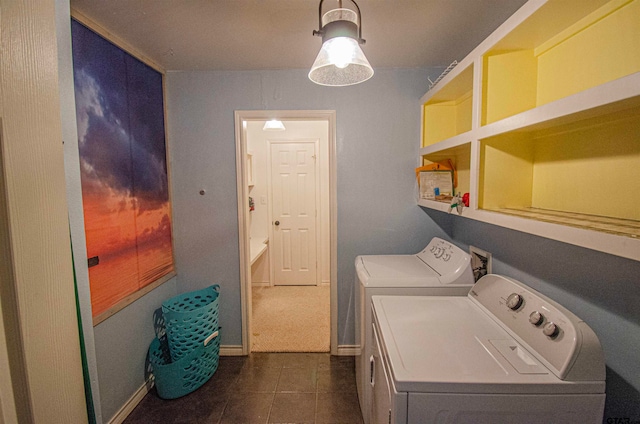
[417,0,640,262]
[477,71,640,141]
[419,131,473,156]
[250,238,268,266]
[417,198,456,213]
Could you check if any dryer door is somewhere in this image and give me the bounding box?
[371,323,408,424]
[371,324,391,424]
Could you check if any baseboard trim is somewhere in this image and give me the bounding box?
[220,345,244,356]
[219,345,355,356]
[107,380,151,424]
[336,345,359,356]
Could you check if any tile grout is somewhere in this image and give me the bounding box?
[124,353,361,424]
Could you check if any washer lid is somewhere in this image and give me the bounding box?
[355,238,474,287]
[372,295,604,395]
[358,255,440,286]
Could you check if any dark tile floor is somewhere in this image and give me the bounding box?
[124,353,364,424]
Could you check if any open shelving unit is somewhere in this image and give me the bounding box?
[420,142,472,212]
[418,0,640,262]
[422,64,474,147]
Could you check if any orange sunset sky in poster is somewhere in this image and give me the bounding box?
[72,20,174,318]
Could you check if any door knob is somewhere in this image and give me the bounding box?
[274,220,280,226]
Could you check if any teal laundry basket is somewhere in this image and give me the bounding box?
[148,332,220,399]
[148,285,220,399]
[162,285,220,361]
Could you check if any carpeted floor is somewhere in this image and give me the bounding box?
[251,285,330,352]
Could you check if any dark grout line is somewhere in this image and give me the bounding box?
[124,353,360,424]
[265,392,276,424]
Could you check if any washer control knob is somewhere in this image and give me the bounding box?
[529,311,544,326]
[543,322,559,338]
[506,293,523,310]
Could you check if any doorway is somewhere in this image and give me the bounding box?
[234,111,337,355]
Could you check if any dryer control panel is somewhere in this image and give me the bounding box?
[469,274,605,382]
[417,237,474,285]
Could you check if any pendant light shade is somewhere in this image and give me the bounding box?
[309,1,373,86]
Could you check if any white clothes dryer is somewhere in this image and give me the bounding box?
[370,274,606,424]
[355,237,475,424]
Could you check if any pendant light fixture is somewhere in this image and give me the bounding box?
[309,0,373,86]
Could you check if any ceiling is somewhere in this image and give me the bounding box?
[70,0,528,72]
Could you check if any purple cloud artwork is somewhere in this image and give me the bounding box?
[71,20,174,318]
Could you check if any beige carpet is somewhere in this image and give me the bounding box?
[251,285,330,352]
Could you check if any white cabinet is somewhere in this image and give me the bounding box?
[419,0,640,262]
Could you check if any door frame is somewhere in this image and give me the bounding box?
[267,139,321,287]
[234,110,337,355]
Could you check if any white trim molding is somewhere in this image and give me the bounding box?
[219,345,245,356]
[107,381,151,424]
[336,345,360,356]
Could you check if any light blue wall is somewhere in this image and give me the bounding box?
[165,68,451,346]
[423,209,640,420]
[93,279,177,420]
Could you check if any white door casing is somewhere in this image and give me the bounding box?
[234,110,337,356]
[269,141,318,286]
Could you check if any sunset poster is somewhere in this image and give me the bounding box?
[71,20,174,319]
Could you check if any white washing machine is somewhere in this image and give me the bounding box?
[355,237,475,424]
[370,274,606,424]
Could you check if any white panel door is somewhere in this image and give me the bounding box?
[270,142,317,285]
